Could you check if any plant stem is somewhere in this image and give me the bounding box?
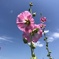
[29,2,36,59]
[43,28,52,59]
[30,35,34,59]
[29,2,33,58]
[29,2,33,15]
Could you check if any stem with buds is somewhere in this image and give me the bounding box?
[43,28,52,59]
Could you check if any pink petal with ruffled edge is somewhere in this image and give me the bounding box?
[16,11,34,33]
[23,32,31,42]
[32,30,42,42]
[23,24,43,42]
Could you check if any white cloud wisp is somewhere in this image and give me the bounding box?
[48,32,59,42]
[28,41,43,47]
[0,36,13,43]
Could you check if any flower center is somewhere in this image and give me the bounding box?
[25,20,30,26]
[30,28,39,36]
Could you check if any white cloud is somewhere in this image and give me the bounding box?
[0,36,13,43]
[33,41,43,47]
[48,37,54,42]
[28,41,43,47]
[52,32,59,38]
[48,32,59,42]
[42,30,49,35]
[44,30,49,33]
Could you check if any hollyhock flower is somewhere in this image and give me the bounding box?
[16,11,34,33]
[40,17,46,23]
[39,23,46,29]
[32,29,42,42]
[31,24,42,42]
[23,24,43,42]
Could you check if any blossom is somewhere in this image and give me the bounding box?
[40,17,46,23]
[39,23,46,29]
[16,11,34,33]
[23,24,43,42]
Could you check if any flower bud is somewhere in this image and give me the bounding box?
[50,57,52,59]
[32,12,36,17]
[46,47,48,50]
[29,2,33,6]
[49,51,51,53]
[32,53,35,57]
[40,17,46,23]
[47,53,50,57]
[46,42,48,47]
[23,38,28,44]
[31,56,37,59]
[44,38,46,41]
[30,42,36,49]
[45,36,48,39]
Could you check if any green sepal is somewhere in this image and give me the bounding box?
[23,38,28,44]
[30,42,36,49]
[47,53,50,57]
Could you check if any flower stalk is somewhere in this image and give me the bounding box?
[43,28,52,59]
[16,1,53,59]
[29,2,33,15]
[29,2,37,59]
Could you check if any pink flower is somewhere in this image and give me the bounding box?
[40,17,46,23]
[39,23,46,29]
[16,11,34,33]
[23,24,43,42]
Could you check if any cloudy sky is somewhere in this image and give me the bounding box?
[0,0,59,59]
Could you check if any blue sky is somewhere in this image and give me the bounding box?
[0,0,59,59]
